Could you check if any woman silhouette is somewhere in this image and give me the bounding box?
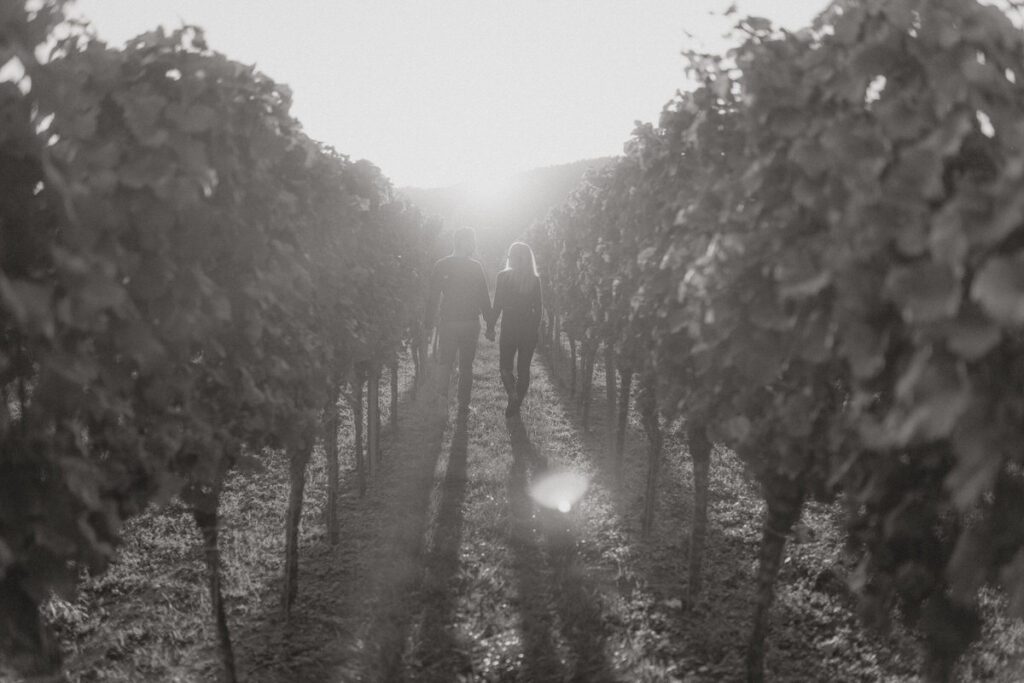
[488,242,543,417]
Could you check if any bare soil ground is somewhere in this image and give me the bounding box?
[7,342,1024,681]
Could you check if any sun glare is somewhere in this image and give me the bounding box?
[529,471,590,512]
[462,174,512,208]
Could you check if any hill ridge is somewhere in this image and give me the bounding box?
[398,157,616,270]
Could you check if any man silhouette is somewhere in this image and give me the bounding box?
[425,228,494,418]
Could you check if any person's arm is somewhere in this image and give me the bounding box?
[530,277,543,335]
[489,272,505,335]
[476,262,494,327]
[425,259,443,330]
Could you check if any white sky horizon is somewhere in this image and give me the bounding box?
[72,0,831,189]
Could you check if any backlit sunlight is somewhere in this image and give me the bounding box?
[462,173,513,208]
[529,471,590,513]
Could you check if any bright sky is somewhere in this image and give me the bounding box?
[73,0,830,188]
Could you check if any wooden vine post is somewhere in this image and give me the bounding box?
[376,385,383,462]
[190,482,236,683]
[418,329,431,394]
[351,365,367,495]
[604,343,617,456]
[568,336,577,397]
[325,377,342,545]
[580,341,597,430]
[686,421,711,598]
[638,372,661,536]
[411,339,421,397]
[745,474,804,683]
[615,368,633,482]
[367,363,381,472]
[283,435,314,616]
[552,317,561,375]
[390,359,400,428]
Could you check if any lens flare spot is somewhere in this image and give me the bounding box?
[529,471,589,512]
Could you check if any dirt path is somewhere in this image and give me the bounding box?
[234,341,650,681]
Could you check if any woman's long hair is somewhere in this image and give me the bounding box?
[503,241,539,294]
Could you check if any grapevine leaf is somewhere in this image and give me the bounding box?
[885,262,961,324]
[779,391,815,438]
[59,458,102,511]
[985,192,1024,247]
[117,91,169,147]
[1000,550,1024,620]
[947,528,991,602]
[0,539,13,573]
[115,321,166,373]
[0,277,55,338]
[840,320,887,379]
[720,415,751,443]
[749,289,793,330]
[789,137,828,178]
[876,95,931,142]
[179,104,217,133]
[948,409,1002,510]
[150,473,186,508]
[889,147,944,200]
[929,197,970,265]
[942,307,1001,360]
[793,310,832,363]
[775,248,831,300]
[79,275,128,315]
[743,16,772,32]
[46,351,99,385]
[970,253,1024,326]
[889,349,969,444]
[118,153,177,191]
[779,270,831,300]
[770,107,805,138]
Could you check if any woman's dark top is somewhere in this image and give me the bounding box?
[490,270,542,344]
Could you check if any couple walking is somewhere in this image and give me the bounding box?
[425,228,543,419]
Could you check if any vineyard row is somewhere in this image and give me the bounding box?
[528,1,1024,680]
[0,4,441,680]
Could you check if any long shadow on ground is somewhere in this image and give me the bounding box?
[408,409,473,680]
[507,416,560,681]
[233,396,449,682]
[506,414,617,682]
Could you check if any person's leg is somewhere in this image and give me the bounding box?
[501,339,520,417]
[436,323,458,409]
[499,337,516,400]
[455,322,479,410]
[515,339,537,407]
